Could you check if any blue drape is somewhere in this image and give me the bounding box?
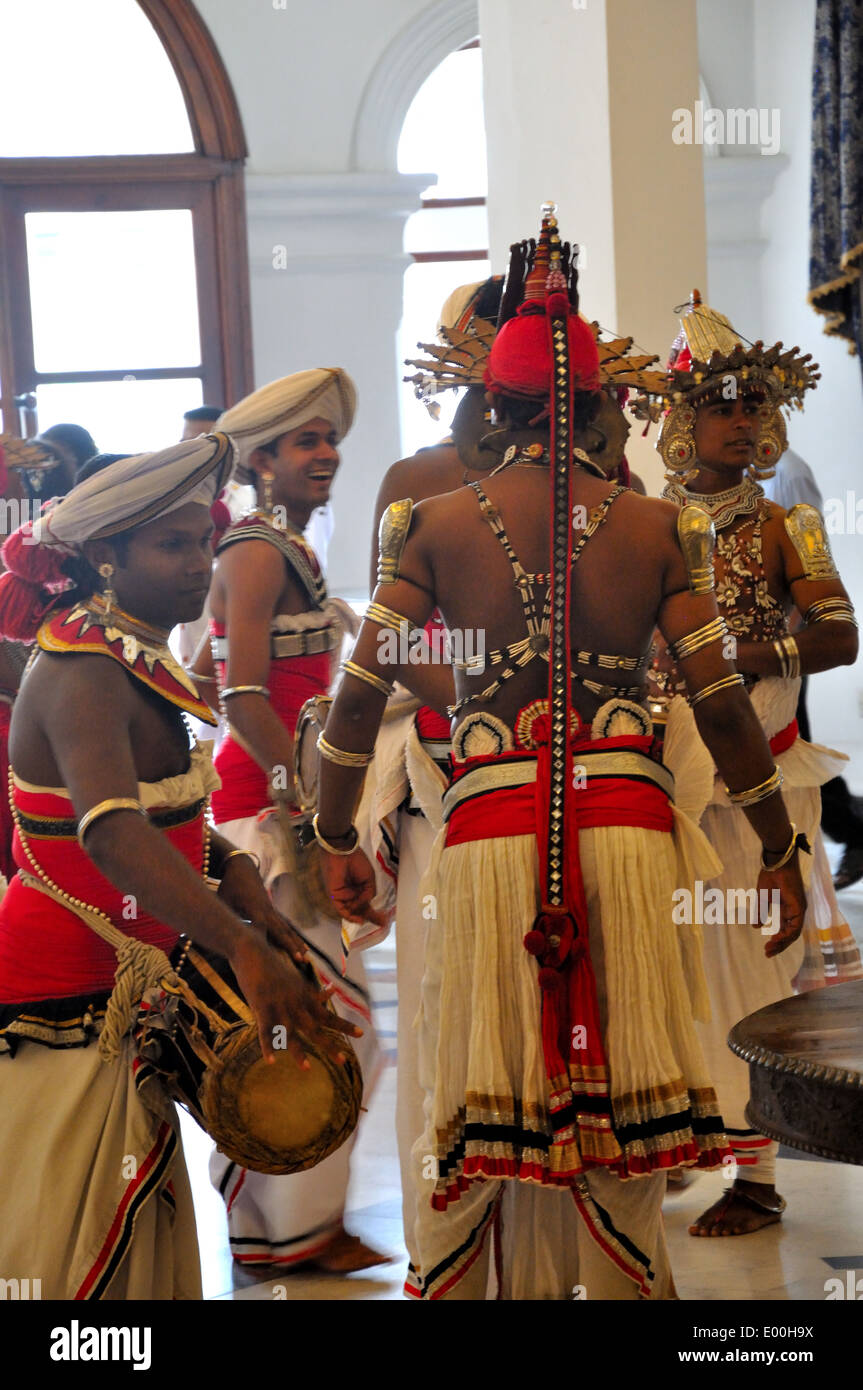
[809,0,863,370]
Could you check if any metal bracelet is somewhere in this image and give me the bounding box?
[725,765,784,808]
[688,673,745,707]
[312,813,359,856]
[780,634,801,680]
[773,639,789,679]
[760,824,812,872]
[670,616,728,663]
[221,847,261,873]
[221,685,271,700]
[77,797,149,848]
[340,660,393,697]
[316,734,374,767]
[364,601,413,634]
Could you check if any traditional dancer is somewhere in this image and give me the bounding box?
[202,370,387,1273]
[651,292,861,1236]
[0,434,103,881]
[317,207,807,1300]
[365,274,654,1268]
[763,448,863,891]
[0,437,352,1299]
[346,278,504,1270]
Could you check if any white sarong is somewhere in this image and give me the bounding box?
[665,676,863,1183]
[209,809,381,1267]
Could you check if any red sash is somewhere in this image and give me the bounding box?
[211,622,330,823]
[0,782,205,1000]
[769,718,798,756]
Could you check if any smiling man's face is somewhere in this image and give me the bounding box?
[252,417,341,527]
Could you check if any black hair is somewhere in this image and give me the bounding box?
[57,453,136,603]
[183,405,223,422]
[40,423,98,467]
[494,389,599,434]
[59,551,100,605]
[473,276,504,323]
[75,452,132,485]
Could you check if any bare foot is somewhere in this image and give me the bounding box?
[689,1181,785,1236]
[310,1226,393,1273]
[666,1166,697,1191]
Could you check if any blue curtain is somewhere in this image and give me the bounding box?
[809,0,863,372]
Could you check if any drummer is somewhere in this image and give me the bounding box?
[0,437,357,1300]
[193,371,390,1274]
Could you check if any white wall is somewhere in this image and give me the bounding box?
[195,0,477,594]
[195,0,437,174]
[697,0,863,773]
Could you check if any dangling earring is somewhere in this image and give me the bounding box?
[750,407,786,482]
[259,471,275,518]
[657,402,698,483]
[98,562,117,617]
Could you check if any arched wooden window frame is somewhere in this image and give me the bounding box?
[0,0,253,436]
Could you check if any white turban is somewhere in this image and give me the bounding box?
[438,281,485,336]
[41,434,235,548]
[217,368,357,483]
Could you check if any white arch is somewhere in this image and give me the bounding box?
[352,0,480,171]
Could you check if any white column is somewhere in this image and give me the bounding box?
[704,154,789,333]
[478,0,707,494]
[244,171,428,594]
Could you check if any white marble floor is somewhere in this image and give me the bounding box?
[180,848,863,1302]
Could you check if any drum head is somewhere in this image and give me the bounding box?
[201,1026,363,1175]
[293,694,333,813]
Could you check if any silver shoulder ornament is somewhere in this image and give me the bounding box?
[784,503,838,581]
[677,504,716,594]
[377,498,415,585]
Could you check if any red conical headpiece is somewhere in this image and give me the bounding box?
[485,206,600,398]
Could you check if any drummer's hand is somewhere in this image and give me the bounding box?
[218,853,308,964]
[321,848,389,928]
[755,857,807,958]
[229,931,361,1069]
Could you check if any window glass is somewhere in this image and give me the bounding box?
[36,377,203,456]
[398,46,488,199]
[400,256,491,459]
[398,45,490,457]
[26,209,201,372]
[0,0,194,157]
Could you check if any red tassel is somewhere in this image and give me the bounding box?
[0,572,52,641]
[537,967,561,993]
[1,524,67,584]
[523,929,545,957]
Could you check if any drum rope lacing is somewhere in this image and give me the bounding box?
[8,761,212,1063]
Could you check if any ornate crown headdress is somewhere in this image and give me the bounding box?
[0,433,68,502]
[404,278,501,417]
[655,290,820,482]
[404,273,670,413]
[0,433,63,474]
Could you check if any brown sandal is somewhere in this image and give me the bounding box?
[689,1186,785,1237]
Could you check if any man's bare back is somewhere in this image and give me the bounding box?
[401,467,683,730]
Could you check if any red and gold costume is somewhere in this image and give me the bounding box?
[650,295,862,1189]
[0,598,219,1300]
[210,515,337,824]
[207,510,380,1268]
[367,210,732,1300]
[0,432,233,1300]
